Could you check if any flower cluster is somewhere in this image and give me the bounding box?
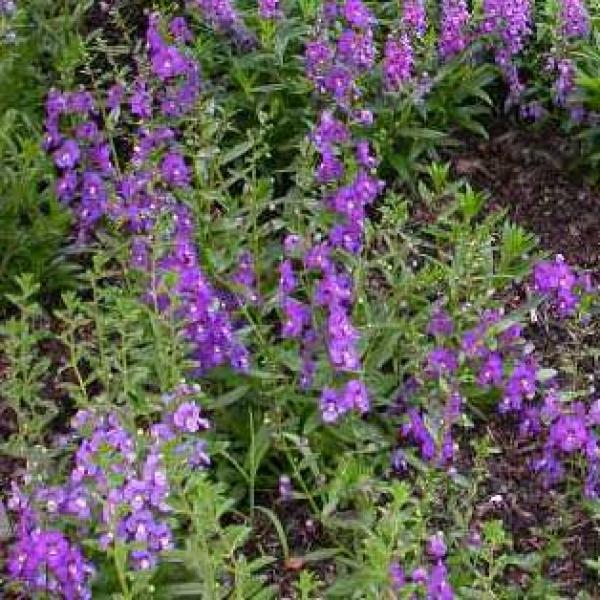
[402,0,427,38]
[521,392,600,497]
[191,0,256,48]
[533,254,592,317]
[383,33,414,91]
[279,1,384,421]
[559,0,590,39]
[391,256,597,498]
[481,0,531,102]
[43,14,249,374]
[304,0,377,106]
[389,533,454,599]
[7,383,212,595]
[439,0,470,60]
[258,0,281,20]
[7,526,94,599]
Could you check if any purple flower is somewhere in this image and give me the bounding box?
[427,532,448,559]
[383,34,413,90]
[172,402,209,433]
[8,529,93,598]
[188,440,211,468]
[336,29,376,71]
[130,79,153,119]
[402,409,436,460]
[500,358,537,413]
[427,309,454,337]
[341,0,375,29]
[282,298,310,338]
[439,0,470,59]
[278,259,297,295]
[403,0,427,37]
[316,148,345,183]
[258,0,281,19]
[283,234,303,255]
[549,414,588,453]
[427,561,454,600]
[160,152,190,187]
[55,171,78,202]
[170,17,193,42]
[426,348,458,378]
[559,0,589,38]
[477,352,503,387]
[389,561,406,590]
[312,111,350,150]
[320,387,342,423]
[343,379,369,414]
[278,475,292,500]
[304,40,334,81]
[355,140,378,169]
[53,139,81,169]
[106,83,124,110]
[151,46,190,81]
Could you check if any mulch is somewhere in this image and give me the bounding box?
[451,124,600,275]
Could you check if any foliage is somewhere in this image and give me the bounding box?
[0,0,598,598]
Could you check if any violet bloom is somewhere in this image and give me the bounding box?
[55,171,78,202]
[130,79,153,119]
[283,233,303,255]
[427,561,454,600]
[304,39,334,81]
[559,0,589,38]
[106,83,124,110]
[383,33,414,90]
[412,566,428,584]
[258,0,281,19]
[355,140,378,169]
[426,348,458,378]
[151,46,190,81]
[482,0,531,60]
[500,358,537,413]
[343,379,370,414]
[439,0,470,59]
[278,475,292,500]
[427,532,448,559]
[329,222,363,254]
[427,309,454,337]
[389,561,406,590]
[8,529,94,599]
[188,440,211,468]
[403,409,436,460]
[402,0,427,37]
[160,151,191,187]
[172,402,209,433]
[549,414,588,453]
[317,148,345,183]
[477,352,503,387]
[170,17,193,42]
[53,139,81,169]
[555,58,575,106]
[320,387,343,423]
[312,111,350,150]
[336,29,377,72]
[341,0,375,29]
[278,259,297,295]
[282,298,310,338]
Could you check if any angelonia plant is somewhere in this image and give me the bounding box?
[389,254,597,498]
[6,383,211,598]
[1,0,599,598]
[44,12,250,374]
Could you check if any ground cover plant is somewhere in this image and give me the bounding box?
[0,0,598,598]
